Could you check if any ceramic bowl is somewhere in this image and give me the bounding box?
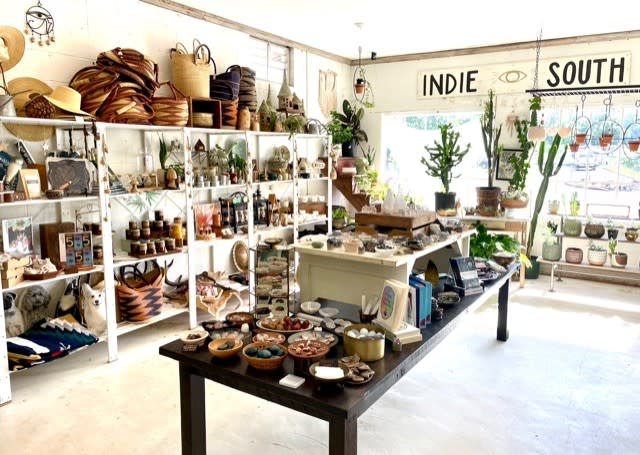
[208,337,243,359]
[311,241,324,249]
[318,307,339,318]
[492,252,515,267]
[252,331,286,344]
[301,301,321,314]
[180,329,209,348]
[375,246,395,258]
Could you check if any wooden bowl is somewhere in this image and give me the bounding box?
[226,311,254,327]
[208,337,243,359]
[242,342,287,370]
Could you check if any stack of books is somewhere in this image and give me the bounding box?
[373,279,422,345]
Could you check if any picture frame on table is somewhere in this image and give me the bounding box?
[17,169,42,199]
[496,148,523,181]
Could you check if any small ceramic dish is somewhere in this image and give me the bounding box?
[226,311,255,327]
[375,246,395,258]
[208,337,243,359]
[252,331,287,344]
[301,301,321,314]
[318,307,339,318]
[180,329,209,348]
[311,241,324,249]
[309,362,349,384]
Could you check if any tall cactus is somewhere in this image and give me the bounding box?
[526,133,568,257]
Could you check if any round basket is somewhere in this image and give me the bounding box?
[116,263,164,321]
[208,338,243,359]
[151,82,189,126]
[192,112,213,128]
[242,342,287,370]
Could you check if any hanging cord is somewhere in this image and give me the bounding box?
[531,29,542,92]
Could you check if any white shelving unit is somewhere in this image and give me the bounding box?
[0,117,331,405]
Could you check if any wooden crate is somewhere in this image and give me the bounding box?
[2,275,24,288]
[1,267,24,280]
[355,212,437,237]
[1,256,30,271]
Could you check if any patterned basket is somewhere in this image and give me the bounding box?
[151,82,189,126]
[192,112,213,128]
[116,263,164,321]
[220,97,238,129]
[98,83,154,124]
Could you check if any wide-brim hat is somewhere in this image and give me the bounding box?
[43,85,92,117]
[3,77,55,141]
[0,26,26,71]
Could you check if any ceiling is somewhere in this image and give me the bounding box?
[172,1,639,60]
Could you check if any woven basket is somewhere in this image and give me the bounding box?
[69,66,120,115]
[98,84,154,124]
[170,42,215,99]
[210,65,241,99]
[151,82,189,126]
[220,97,238,129]
[116,263,164,322]
[192,112,213,128]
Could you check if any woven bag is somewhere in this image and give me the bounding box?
[151,81,189,126]
[210,65,241,99]
[115,262,164,322]
[98,83,154,124]
[96,47,159,97]
[170,41,216,99]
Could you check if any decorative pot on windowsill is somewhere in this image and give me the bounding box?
[611,252,628,268]
[584,222,605,239]
[563,218,582,237]
[587,248,607,266]
[624,228,638,242]
[565,247,583,264]
[542,242,562,261]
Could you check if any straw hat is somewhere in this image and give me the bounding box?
[0,26,26,71]
[43,86,91,117]
[3,77,55,141]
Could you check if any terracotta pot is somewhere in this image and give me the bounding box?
[569,143,579,153]
[565,247,583,264]
[611,252,627,268]
[587,249,607,266]
[628,139,640,152]
[575,133,587,144]
[548,200,560,214]
[500,197,528,209]
[601,133,613,146]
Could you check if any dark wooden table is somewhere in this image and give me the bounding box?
[159,265,518,455]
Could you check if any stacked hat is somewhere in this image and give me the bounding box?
[0,25,25,72]
[238,67,257,112]
[3,77,55,141]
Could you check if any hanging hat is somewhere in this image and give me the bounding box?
[0,26,26,71]
[43,86,92,117]
[3,77,55,141]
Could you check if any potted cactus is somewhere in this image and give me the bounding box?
[587,240,607,266]
[563,191,582,237]
[476,89,502,216]
[421,122,470,215]
[541,223,561,261]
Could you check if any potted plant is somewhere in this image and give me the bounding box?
[584,218,605,239]
[548,199,560,214]
[332,206,348,230]
[525,133,568,278]
[625,224,638,242]
[421,122,470,216]
[469,222,520,260]
[541,224,561,261]
[563,191,582,236]
[500,119,533,209]
[527,95,545,140]
[476,89,502,216]
[606,218,620,240]
[325,99,368,158]
[609,239,627,268]
[587,240,607,266]
[565,246,583,264]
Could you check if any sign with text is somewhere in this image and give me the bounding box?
[417,52,631,98]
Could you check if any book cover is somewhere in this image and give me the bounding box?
[410,274,432,328]
[449,256,481,290]
[375,279,410,333]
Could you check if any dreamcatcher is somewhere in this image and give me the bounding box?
[24,1,55,46]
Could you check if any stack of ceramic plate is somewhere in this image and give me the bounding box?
[239,66,257,112]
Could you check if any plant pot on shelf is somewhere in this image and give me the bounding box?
[341,139,356,158]
[542,242,562,261]
[611,252,628,268]
[548,200,560,215]
[563,218,582,237]
[500,196,528,210]
[565,247,583,264]
[625,228,638,242]
[607,228,619,240]
[587,248,607,266]
[584,223,605,239]
[434,191,456,216]
[475,186,501,216]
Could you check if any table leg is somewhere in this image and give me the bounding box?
[329,417,357,455]
[179,364,206,455]
[497,277,509,342]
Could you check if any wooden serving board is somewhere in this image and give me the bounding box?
[355,212,436,229]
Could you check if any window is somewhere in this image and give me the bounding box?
[248,37,292,85]
[380,111,484,208]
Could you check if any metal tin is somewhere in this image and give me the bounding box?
[342,323,385,361]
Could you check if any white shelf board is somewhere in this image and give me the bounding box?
[4,266,105,292]
[114,306,188,338]
[0,195,99,207]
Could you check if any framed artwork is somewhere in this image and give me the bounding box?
[496,148,522,181]
[1,217,34,256]
[46,158,92,195]
[18,169,42,199]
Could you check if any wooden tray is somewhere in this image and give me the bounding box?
[355,212,436,229]
[23,270,61,280]
[128,248,184,259]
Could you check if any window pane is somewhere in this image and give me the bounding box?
[249,37,290,84]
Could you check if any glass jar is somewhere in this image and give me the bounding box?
[170,217,184,240]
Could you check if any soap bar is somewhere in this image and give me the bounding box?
[279,374,305,389]
[314,366,344,380]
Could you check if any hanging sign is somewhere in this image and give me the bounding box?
[417,51,631,99]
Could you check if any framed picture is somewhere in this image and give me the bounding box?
[496,148,522,181]
[18,169,42,199]
[1,217,34,256]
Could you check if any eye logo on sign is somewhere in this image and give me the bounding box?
[498,70,527,84]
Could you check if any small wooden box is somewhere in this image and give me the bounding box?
[1,266,24,280]
[2,275,24,288]
[1,256,31,271]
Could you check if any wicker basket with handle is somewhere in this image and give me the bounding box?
[170,41,215,99]
[151,82,189,126]
[116,261,164,321]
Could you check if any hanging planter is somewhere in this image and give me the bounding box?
[575,132,587,144]
[569,143,579,153]
[628,139,640,152]
[601,133,613,146]
[354,78,365,94]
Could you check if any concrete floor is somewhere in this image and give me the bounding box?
[1,276,639,455]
